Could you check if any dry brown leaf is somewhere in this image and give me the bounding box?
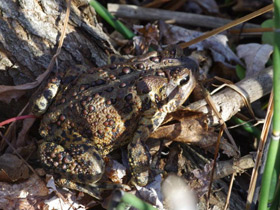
[134,23,159,41]
[151,111,208,143]
[0,173,49,209]
[159,23,242,68]
[0,85,27,104]
[39,174,87,209]
[236,43,273,77]
[150,111,238,157]
[0,153,29,182]
[133,23,160,54]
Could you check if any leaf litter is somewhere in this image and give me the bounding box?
[0,0,274,209]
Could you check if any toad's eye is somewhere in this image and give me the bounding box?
[179,75,190,86]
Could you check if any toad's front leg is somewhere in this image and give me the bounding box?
[128,107,167,186]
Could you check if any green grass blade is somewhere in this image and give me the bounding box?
[89,0,135,39]
[259,1,280,209]
[109,190,158,210]
[120,191,157,210]
[232,117,261,139]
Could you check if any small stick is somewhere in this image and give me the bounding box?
[108,3,259,29]
[230,27,273,35]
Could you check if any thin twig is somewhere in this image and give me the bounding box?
[224,173,236,210]
[211,76,260,121]
[179,4,273,48]
[207,125,224,209]
[229,27,273,35]
[204,89,239,154]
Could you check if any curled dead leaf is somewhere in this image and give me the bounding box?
[0,69,49,104]
[0,85,27,104]
[236,43,273,77]
[150,111,208,143]
[150,111,238,157]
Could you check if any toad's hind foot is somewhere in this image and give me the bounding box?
[57,178,102,199]
[40,142,104,184]
[57,178,124,199]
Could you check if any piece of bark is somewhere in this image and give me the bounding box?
[214,154,255,179]
[108,3,259,29]
[0,0,114,118]
[0,0,113,84]
[187,66,273,126]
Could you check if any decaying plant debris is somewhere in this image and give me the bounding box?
[0,0,273,209]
